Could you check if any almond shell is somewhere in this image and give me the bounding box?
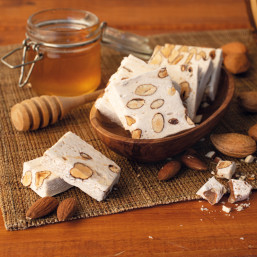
[210,133,256,158]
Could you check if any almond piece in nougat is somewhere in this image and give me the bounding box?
[21,157,73,197]
[216,160,236,180]
[196,176,226,205]
[228,179,252,203]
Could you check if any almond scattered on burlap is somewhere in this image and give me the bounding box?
[223,54,250,74]
[181,151,207,171]
[57,197,78,222]
[221,42,250,75]
[248,124,257,141]
[26,196,59,219]
[238,91,257,113]
[157,160,181,181]
[221,42,248,56]
[210,133,256,158]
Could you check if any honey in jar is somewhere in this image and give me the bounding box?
[25,9,102,96]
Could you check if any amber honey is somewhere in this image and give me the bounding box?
[28,41,101,96]
[25,9,102,96]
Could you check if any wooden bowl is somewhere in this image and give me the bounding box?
[90,69,234,162]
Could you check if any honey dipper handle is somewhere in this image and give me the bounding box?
[10,88,104,132]
[56,88,104,118]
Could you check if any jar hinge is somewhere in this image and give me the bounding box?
[1,39,43,88]
[101,22,153,59]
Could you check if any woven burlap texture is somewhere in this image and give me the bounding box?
[0,29,256,230]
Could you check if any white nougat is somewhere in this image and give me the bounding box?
[216,160,236,180]
[148,44,214,108]
[228,179,252,203]
[109,54,155,83]
[97,45,222,130]
[95,93,123,126]
[96,54,199,123]
[107,68,195,139]
[204,48,223,101]
[21,157,73,197]
[166,64,199,120]
[42,132,121,202]
[95,54,154,124]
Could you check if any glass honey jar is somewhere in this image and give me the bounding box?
[1,8,153,96]
[26,9,102,96]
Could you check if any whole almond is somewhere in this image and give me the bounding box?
[57,198,78,222]
[157,160,181,181]
[181,153,207,171]
[238,91,257,113]
[26,196,59,219]
[248,124,257,141]
[223,53,250,74]
[210,133,256,158]
[221,42,247,57]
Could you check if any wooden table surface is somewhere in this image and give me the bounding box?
[0,0,257,256]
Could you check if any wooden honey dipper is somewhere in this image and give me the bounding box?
[11,89,104,131]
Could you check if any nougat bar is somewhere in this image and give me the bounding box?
[107,68,195,139]
[42,132,121,201]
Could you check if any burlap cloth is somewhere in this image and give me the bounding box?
[0,29,257,231]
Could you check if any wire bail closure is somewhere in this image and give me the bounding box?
[1,39,43,88]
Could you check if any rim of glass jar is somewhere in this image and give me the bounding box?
[26,8,103,48]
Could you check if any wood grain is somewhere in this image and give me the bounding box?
[0,194,256,256]
[0,0,256,256]
[0,0,250,46]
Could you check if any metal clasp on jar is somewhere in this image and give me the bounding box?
[1,38,43,87]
